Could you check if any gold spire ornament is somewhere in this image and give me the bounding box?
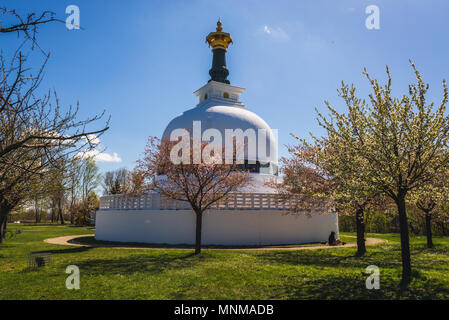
[206,20,233,52]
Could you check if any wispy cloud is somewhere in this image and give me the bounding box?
[260,21,327,51]
[261,25,290,42]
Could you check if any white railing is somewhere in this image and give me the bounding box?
[99,193,294,211]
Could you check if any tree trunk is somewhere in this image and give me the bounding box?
[70,205,75,224]
[396,195,412,286]
[70,190,75,224]
[35,197,40,223]
[58,198,65,225]
[0,213,7,244]
[440,221,448,236]
[194,210,203,255]
[425,213,433,248]
[0,201,12,243]
[355,205,366,256]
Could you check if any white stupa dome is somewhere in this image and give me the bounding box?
[162,80,278,176]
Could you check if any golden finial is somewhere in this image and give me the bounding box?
[206,20,233,52]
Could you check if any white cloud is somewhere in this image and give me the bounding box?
[76,149,122,163]
[261,25,290,42]
[75,135,122,163]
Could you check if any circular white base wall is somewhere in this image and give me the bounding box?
[95,209,339,246]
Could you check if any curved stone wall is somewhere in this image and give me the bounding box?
[95,209,339,246]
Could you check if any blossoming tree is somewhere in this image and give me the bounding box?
[136,137,251,254]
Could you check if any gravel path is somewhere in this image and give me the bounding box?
[44,234,387,251]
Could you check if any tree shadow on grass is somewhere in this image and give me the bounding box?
[18,247,93,272]
[75,252,197,276]
[72,236,326,250]
[283,274,391,299]
[17,247,94,273]
[31,247,93,255]
[253,244,449,272]
[253,249,403,270]
[255,248,449,299]
[281,273,449,299]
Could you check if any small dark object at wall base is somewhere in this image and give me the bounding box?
[328,231,337,246]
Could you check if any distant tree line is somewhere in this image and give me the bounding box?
[102,167,144,196]
[10,158,102,226]
[339,205,449,237]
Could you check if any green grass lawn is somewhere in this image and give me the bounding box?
[1,224,449,299]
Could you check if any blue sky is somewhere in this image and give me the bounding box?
[3,0,449,174]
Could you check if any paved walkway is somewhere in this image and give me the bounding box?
[44,234,387,251]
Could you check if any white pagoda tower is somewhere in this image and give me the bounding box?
[95,21,338,246]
